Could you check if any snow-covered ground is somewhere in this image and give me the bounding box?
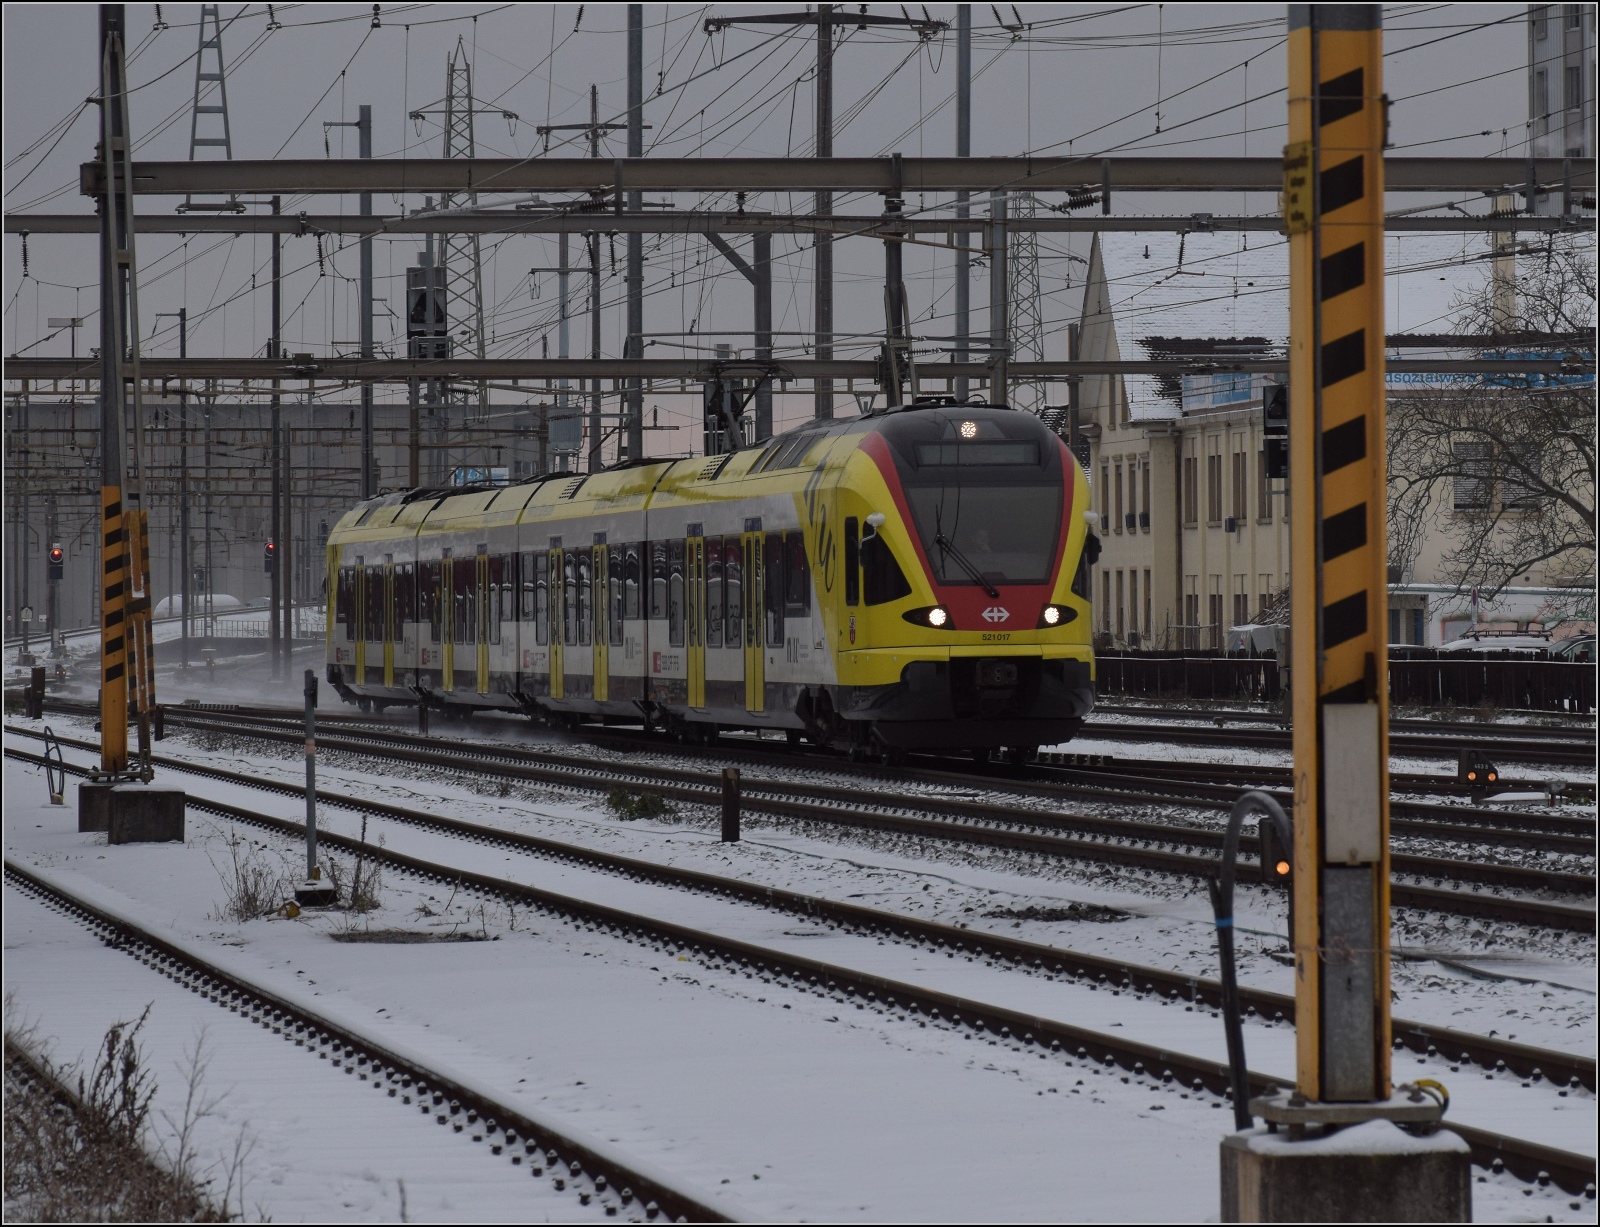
[5,722,1594,1222]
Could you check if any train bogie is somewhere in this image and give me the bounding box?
[326,401,1096,753]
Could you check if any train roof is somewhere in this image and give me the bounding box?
[328,398,1036,542]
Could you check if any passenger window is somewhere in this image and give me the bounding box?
[563,553,577,647]
[706,535,723,648]
[650,541,668,619]
[862,535,912,606]
[577,552,592,646]
[725,538,743,647]
[668,540,685,647]
[609,547,624,647]
[844,517,860,607]
[623,543,642,621]
[534,553,549,646]
[764,533,784,646]
[784,531,810,616]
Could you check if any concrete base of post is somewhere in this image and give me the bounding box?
[78,780,115,832]
[106,786,186,844]
[294,880,339,907]
[1221,1120,1471,1223]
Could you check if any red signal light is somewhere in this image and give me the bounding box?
[1274,860,1291,877]
[48,547,63,564]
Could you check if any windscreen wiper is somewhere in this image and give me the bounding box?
[935,532,1000,598]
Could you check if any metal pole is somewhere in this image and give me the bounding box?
[1286,3,1392,1106]
[177,308,189,667]
[407,375,420,487]
[304,667,319,877]
[754,232,773,439]
[988,189,1008,402]
[588,86,602,474]
[270,196,282,677]
[814,5,834,419]
[358,105,374,498]
[954,5,971,399]
[558,230,571,471]
[20,394,30,661]
[625,6,645,462]
[721,767,740,842]
[97,2,131,774]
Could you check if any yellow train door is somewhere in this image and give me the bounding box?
[548,548,564,699]
[744,531,766,712]
[593,543,610,702]
[687,533,705,709]
[383,557,395,687]
[476,552,490,695]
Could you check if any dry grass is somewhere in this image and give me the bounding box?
[3,1005,249,1222]
[207,832,293,924]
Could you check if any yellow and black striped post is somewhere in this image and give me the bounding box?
[1286,4,1391,1104]
[97,4,133,777]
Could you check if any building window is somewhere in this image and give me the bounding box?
[1259,574,1274,620]
[1114,462,1124,533]
[1143,568,1152,638]
[1101,462,1110,527]
[1231,450,1248,522]
[1533,4,1550,39]
[1183,456,1199,525]
[1127,569,1137,641]
[1536,68,1550,123]
[1566,64,1584,110]
[1140,459,1151,530]
[1453,442,1492,510]
[1233,575,1249,630]
[1116,570,1125,639]
[1207,451,1224,524]
[1208,578,1224,651]
[1102,570,1112,633]
[1257,449,1272,522]
[1566,3,1581,28]
[1184,575,1199,651]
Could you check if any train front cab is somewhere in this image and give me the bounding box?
[827,405,1096,753]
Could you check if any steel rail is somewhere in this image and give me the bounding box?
[1093,704,1598,742]
[21,711,1592,928]
[9,757,1591,1195]
[11,740,1593,1092]
[1073,721,1596,767]
[1,856,737,1224]
[157,712,1597,899]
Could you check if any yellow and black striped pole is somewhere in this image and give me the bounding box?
[97,4,132,777]
[1285,4,1391,1104]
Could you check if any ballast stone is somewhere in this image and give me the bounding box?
[1221,1119,1471,1223]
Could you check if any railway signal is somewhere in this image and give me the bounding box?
[264,539,277,576]
[1262,383,1289,479]
[47,543,64,582]
[1457,748,1499,791]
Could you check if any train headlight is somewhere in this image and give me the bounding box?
[902,606,955,629]
[959,420,978,439]
[1037,604,1075,628]
[928,606,949,627]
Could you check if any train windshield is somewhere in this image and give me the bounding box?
[884,413,1064,587]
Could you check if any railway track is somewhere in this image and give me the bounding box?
[2,858,734,1223]
[9,748,1593,1195]
[1075,718,1595,767]
[86,709,1593,923]
[1093,703,1598,742]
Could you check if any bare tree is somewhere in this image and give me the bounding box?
[1387,235,1596,599]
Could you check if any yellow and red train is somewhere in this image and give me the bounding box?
[324,399,1098,759]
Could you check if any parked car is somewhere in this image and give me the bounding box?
[1550,634,1596,663]
[1436,631,1553,655]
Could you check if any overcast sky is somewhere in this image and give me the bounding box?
[4,3,1531,445]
